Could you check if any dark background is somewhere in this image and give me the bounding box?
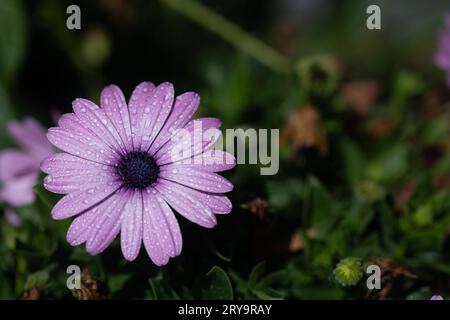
[0,0,449,299]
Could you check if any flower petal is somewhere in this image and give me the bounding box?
[67,207,100,246]
[51,180,122,220]
[41,152,113,175]
[155,118,221,165]
[154,181,231,214]
[5,208,22,227]
[0,172,37,206]
[155,179,216,228]
[142,188,182,266]
[100,85,134,150]
[201,194,232,215]
[43,167,119,194]
[129,82,174,152]
[72,98,128,154]
[7,117,52,160]
[159,166,233,193]
[120,191,143,261]
[0,149,35,182]
[84,189,129,255]
[57,113,121,158]
[127,81,155,151]
[164,150,236,172]
[47,127,119,165]
[148,92,199,155]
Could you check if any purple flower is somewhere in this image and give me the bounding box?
[431,295,444,300]
[4,208,22,227]
[434,15,450,87]
[41,82,235,265]
[0,118,53,207]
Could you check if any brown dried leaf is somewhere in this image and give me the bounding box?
[342,80,382,116]
[100,0,135,24]
[306,227,318,239]
[433,175,450,190]
[281,105,329,156]
[366,257,416,279]
[245,197,268,221]
[21,286,42,300]
[367,116,394,138]
[421,90,441,117]
[378,281,393,300]
[365,257,416,299]
[421,145,444,167]
[394,180,416,212]
[288,234,304,253]
[420,87,450,118]
[76,268,104,300]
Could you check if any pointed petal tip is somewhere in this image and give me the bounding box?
[101,83,124,95]
[134,81,155,91]
[202,215,218,229]
[152,258,169,267]
[86,246,103,256]
[122,251,139,262]
[39,153,53,172]
[177,91,199,100]
[66,234,81,247]
[51,208,67,221]
[159,81,174,88]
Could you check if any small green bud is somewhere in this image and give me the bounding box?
[333,257,363,286]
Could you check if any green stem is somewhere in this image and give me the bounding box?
[161,0,291,75]
[34,186,53,212]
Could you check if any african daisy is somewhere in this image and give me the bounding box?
[41,82,235,265]
[0,118,53,227]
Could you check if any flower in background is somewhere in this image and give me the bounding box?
[430,295,444,300]
[41,81,235,265]
[0,118,53,218]
[434,15,450,87]
[4,208,22,227]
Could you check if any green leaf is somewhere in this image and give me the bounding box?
[108,273,132,294]
[413,203,433,227]
[266,179,303,212]
[248,261,266,290]
[308,176,335,235]
[293,285,344,300]
[147,274,182,300]
[0,272,13,298]
[389,71,425,122]
[406,287,433,300]
[193,266,233,300]
[339,138,364,185]
[366,145,407,184]
[24,270,49,290]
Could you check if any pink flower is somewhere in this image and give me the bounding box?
[4,208,22,227]
[431,295,444,300]
[41,82,235,265]
[0,118,53,207]
[434,15,450,87]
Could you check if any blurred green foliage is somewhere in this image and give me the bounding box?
[0,0,449,300]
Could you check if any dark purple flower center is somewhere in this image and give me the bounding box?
[117,151,159,189]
